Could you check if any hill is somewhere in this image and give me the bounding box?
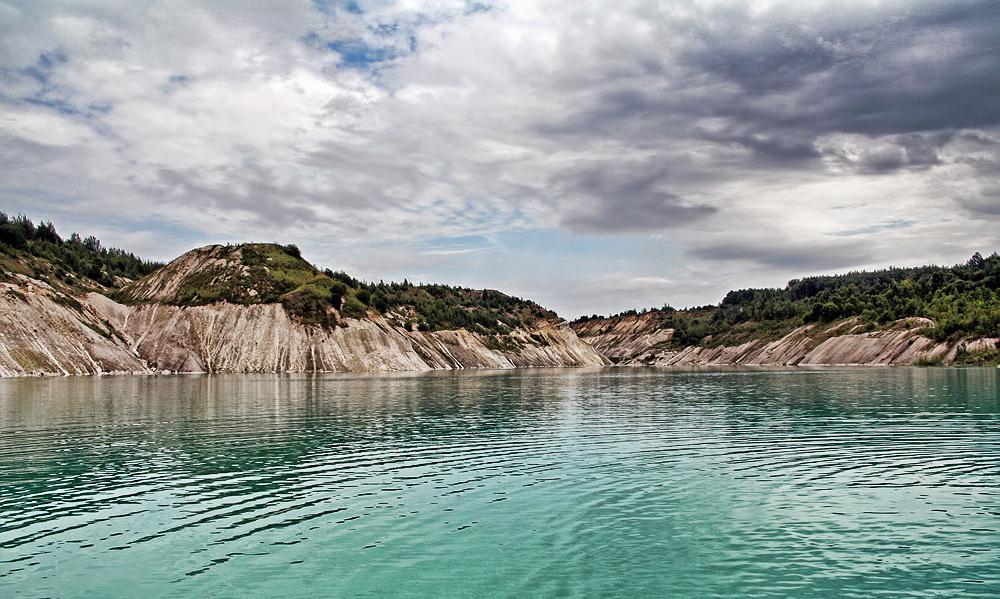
[0,212,162,293]
[0,219,605,376]
[2,211,997,374]
[118,243,556,334]
[0,213,553,339]
[572,252,1000,366]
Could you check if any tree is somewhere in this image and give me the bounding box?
[35,221,61,244]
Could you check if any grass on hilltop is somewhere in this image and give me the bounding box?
[120,241,552,333]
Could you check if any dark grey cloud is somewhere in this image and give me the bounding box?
[564,191,716,233]
[861,147,906,172]
[683,0,1000,135]
[302,143,430,210]
[699,127,822,165]
[731,133,820,163]
[682,7,840,96]
[556,160,716,233]
[961,182,1000,216]
[153,166,321,229]
[517,0,1000,245]
[534,88,684,139]
[691,240,872,272]
[534,0,999,173]
[892,132,953,167]
[819,130,963,174]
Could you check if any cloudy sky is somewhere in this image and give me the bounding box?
[1,0,997,317]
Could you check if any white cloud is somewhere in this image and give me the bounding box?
[0,107,96,146]
[0,0,997,316]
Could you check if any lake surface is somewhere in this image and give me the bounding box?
[1,367,998,598]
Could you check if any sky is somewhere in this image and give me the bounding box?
[1,0,998,318]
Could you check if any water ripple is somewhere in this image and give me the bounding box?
[1,368,998,597]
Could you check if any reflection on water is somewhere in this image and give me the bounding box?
[1,367,998,597]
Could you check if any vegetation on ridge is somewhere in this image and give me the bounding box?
[12,211,994,359]
[574,252,1000,361]
[119,242,553,333]
[351,279,555,334]
[0,212,163,293]
[0,213,552,337]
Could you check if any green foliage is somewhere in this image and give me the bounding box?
[340,295,368,319]
[51,293,83,312]
[150,243,378,328]
[169,244,316,306]
[952,343,1000,366]
[280,277,340,327]
[116,240,551,334]
[0,212,162,291]
[355,282,554,335]
[575,252,1000,348]
[482,334,525,352]
[787,253,1000,341]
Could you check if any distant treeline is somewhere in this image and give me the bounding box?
[574,252,1000,346]
[0,212,163,287]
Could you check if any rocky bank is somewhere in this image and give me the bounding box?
[571,311,995,367]
[0,273,608,377]
[3,241,995,377]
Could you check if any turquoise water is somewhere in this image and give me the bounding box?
[1,367,998,597]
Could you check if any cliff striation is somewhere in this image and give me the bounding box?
[0,244,609,377]
[91,297,605,374]
[571,312,994,367]
[5,236,996,376]
[0,276,147,376]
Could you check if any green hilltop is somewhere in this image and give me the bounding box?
[573,252,1000,365]
[115,242,554,334]
[0,214,554,336]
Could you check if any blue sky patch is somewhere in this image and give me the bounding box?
[327,39,397,68]
[23,96,78,115]
[833,220,916,237]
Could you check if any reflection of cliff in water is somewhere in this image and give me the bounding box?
[3,368,996,519]
[0,370,603,495]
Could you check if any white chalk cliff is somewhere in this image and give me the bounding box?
[571,312,994,367]
[2,243,993,377]
[0,245,609,377]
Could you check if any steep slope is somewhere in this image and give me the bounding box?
[572,251,1000,367]
[572,311,990,366]
[0,212,161,293]
[121,243,317,306]
[0,276,149,376]
[571,312,676,362]
[119,243,562,333]
[88,298,602,374]
[0,243,608,377]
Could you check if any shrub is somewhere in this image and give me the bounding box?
[341,296,368,319]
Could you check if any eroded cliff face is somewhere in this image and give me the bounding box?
[6,261,993,377]
[0,278,148,376]
[0,275,609,377]
[572,313,988,367]
[123,245,238,303]
[570,313,675,361]
[112,302,607,374]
